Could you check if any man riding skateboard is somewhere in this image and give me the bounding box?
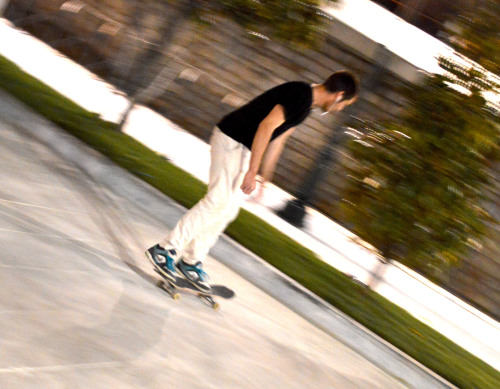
[147,71,358,293]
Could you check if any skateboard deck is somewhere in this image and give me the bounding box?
[153,267,234,309]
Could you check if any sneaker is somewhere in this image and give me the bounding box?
[176,260,211,293]
[145,244,178,282]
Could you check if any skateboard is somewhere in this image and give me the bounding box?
[153,267,234,310]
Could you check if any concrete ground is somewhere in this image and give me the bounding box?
[0,94,410,388]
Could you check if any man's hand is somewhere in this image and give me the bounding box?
[249,180,266,203]
[241,170,257,194]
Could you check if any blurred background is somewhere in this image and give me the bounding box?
[0,0,499,355]
[1,1,499,386]
[3,0,497,320]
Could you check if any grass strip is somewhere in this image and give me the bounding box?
[1,54,499,389]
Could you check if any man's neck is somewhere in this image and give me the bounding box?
[311,84,325,108]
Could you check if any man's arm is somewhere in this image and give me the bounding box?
[250,128,294,201]
[260,128,294,183]
[240,104,285,194]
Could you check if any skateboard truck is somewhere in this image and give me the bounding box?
[153,268,233,310]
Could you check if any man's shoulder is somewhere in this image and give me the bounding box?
[268,82,312,104]
[274,81,311,92]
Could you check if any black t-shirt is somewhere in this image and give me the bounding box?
[217,81,313,150]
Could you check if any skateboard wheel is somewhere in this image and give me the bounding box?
[173,293,181,301]
[212,302,220,310]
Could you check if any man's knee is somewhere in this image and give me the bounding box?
[225,204,242,224]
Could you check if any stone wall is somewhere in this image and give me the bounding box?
[146,17,418,209]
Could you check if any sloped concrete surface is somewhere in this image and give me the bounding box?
[0,89,453,388]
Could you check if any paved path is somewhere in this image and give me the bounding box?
[0,95,409,388]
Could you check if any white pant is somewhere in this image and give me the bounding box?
[160,127,250,264]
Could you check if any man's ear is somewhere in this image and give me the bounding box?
[335,91,345,103]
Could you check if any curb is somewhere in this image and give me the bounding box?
[0,89,457,389]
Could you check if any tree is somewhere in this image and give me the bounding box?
[117,0,332,130]
[340,68,498,279]
[214,0,328,48]
[446,0,500,75]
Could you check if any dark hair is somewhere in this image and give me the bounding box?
[323,71,358,101]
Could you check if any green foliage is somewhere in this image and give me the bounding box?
[447,0,500,75]
[160,0,333,48]
[2,54,500,389]
[341,72,498,278]
[439,57,499,96]
[213,0,332,48]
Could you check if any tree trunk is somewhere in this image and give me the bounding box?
[116,0,197,131]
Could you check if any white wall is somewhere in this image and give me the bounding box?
[376,261,500,370]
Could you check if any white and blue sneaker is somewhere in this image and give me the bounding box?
[176,260,211,293]
[146,244,178,282]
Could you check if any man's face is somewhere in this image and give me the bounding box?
[323,92,356,114]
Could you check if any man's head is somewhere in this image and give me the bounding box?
[318,71,358,113]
